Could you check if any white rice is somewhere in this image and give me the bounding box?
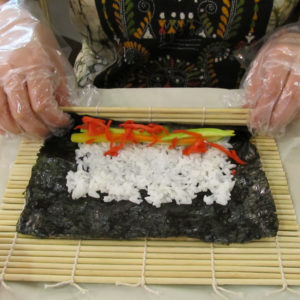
[66,142,236,207]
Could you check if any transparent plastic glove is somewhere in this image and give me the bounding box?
[0,1,73,137]
[243,24,300,136]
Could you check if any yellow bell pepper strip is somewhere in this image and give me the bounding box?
[71,132,157,144]
[161,128,234,142]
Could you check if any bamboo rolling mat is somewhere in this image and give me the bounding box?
[0,107,300,288]
[62,106,251,125]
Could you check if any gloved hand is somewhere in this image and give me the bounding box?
[243,24,300,135]
[0,1,72,137]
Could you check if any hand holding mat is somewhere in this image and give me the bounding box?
[0,1,73,137]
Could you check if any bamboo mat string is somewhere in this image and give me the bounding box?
[210,243,243,300]
[266,236,300,296]
[202,107,206,126]
[116,239,159,295]
[0,232,17,291]
[96,106,100,117]
[44,240,87,294]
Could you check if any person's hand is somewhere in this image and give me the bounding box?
[0,2,71,137]
[243,25,300,135]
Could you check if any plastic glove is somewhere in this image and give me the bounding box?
[0,2,72,137]
[243,24,300,135]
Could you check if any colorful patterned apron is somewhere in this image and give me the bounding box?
[93,0,273,88]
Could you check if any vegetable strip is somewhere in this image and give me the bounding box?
[71,117,246,165]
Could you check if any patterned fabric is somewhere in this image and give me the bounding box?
[70,0,299,88]
[267,0,299,31]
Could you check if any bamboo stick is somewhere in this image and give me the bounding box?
[257,147,278,151]
[260,159,282,163]
[1,239,300,253]
[2,198,25,204]
[0,236,299,246]
[270,187,289,192]
[257,151,281,155]
[264,170,285,175]
[0,249,294,260]
[9,176,31,180]
[262,168,284,172]
[276,207,295,212]
[277,231,300,237]
[65,118,249,125]
[2,273,300,286]
[0,211,21,216]
[255,140,277,144]
[0,265,292,279]
[257,149,279,153]
[261,163,283,167]
[0,221,16,226]
[2,244,300,255]
[0,204,24,210]
[276,208,295,213]
[1,262,292,273]
[278,215,297,221]
[0,273,211,284]
[61,106,250,114]
[273,195,291,200]
[15,160,37,165]
[255,142,277,146]
[3,266,300,281]
[0,215,19,220]
[7,184,28,189]
[0,237,299,248]
[1,257,300,268]
[278,225,299,231]
[11,245,300,254]
[0,254,300,268]
[56,112,250,120]
[10,168,33,172]
[0,226,17,232]
[1,247,300,258]
[1,255,300,268]
[2,268,300,280]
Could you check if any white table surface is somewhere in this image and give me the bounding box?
[0,88,300,300]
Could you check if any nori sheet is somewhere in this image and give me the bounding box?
[16,114,278,243]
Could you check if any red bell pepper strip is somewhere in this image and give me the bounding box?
[182,138,208,155]
[74,124,88,131]
[169,138,179,149]
[104,120,113,142]
[120,120,168,147]
[206,142,246,165]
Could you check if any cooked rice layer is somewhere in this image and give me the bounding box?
[66,143,236,207]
